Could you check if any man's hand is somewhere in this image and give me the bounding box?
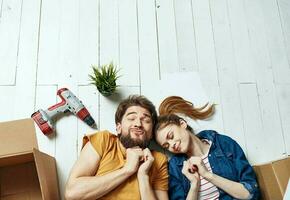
[123,147,144,175]
[138,148,155,177]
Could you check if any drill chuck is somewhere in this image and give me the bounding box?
[84,115,96,127]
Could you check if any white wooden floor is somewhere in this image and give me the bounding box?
[1,0,290,198]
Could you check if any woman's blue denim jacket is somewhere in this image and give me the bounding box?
[168,130,260,200]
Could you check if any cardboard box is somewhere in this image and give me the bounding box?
[0,119,60,200]
[253,156,290,200]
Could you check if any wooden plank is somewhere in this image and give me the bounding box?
[54,85,78,197]
[118,0,139,86]
[53,0,80,196]
[191,0,218,85]
[174,0,198,71]
[227,0,256,83]
[0,0,2,17]
[0,0,21,85]
[244,0,271,76]
[37,0,60,84]
[255,70,285,157]
[200,85,224,135]
[244,0,286,163]
[240,83,285,164]
[0,86,16,121]
[210,0,236,86]
[239,83,264,164]
[155,0,179,74]
[277,0,290,70]
[78,0,99,85]
[137,0,160,97]
[210,0,246,151]
[13,0,40,119]
[77,85,99,154]
[99,0,119,67]
[276,84,290,155]
[260,0,290,84]
[99,86,139,134]
[57,0,79,86]
[220,85,247,152]
[34,85,57,157]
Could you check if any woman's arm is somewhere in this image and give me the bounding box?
[182,160,199,200]
[168,157,188,200]
[204,172,250,199]
[189,156,250,199]
[219,135,260,199]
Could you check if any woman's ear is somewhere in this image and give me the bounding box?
[179,119,187,129]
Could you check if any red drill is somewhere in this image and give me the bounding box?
[31,88,96,135]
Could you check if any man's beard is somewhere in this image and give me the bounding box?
[118,129,150,149]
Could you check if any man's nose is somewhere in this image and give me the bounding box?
[134,118,142,127]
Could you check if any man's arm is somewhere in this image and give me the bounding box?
[138,176,169,200]
[155,190,169,200]
[65,142,135,200]
[137,148,156,200]
[137,149,169,200]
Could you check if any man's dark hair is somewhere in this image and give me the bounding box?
[115,95,157,128]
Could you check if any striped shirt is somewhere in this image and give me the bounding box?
[198,140,219,200]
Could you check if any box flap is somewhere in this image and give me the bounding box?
[0,118,38,157]
[253,164,283,200]
[273,158,290,194]
[33,148,60,200]
[0,152,34,167]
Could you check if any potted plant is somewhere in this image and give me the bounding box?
[89,62,120,97]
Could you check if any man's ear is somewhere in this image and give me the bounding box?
[116,123,122,135]
[180,119,187,129]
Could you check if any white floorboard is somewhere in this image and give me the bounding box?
[155,0,179,74]
[191,0,219,85]
[1,0,290,198]
[0,0,21,85]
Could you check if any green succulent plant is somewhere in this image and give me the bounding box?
[89,62,120,97]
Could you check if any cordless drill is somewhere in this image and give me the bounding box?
[31,88,96,135]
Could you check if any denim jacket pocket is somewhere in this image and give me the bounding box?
[212,150,237,181]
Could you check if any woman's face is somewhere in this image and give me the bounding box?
[155,120,191,154]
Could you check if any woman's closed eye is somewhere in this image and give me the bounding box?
[162,142,169,149]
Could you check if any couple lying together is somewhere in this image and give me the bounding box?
[65,95,260,200]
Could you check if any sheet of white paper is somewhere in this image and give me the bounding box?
[148,71,209,110]
[146,71,210,132]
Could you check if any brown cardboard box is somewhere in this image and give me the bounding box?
[0,119,60,200]
[253,156,290,200]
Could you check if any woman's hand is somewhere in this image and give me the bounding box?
[182,160,200,190]
[188,156,211,178]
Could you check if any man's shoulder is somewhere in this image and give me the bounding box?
[88,130,117,140]
[85,130,118,147]
[151,150,168,163]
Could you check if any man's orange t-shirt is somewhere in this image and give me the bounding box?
[83,130,168,200]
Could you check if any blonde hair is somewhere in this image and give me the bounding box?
[158,96,215,120]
